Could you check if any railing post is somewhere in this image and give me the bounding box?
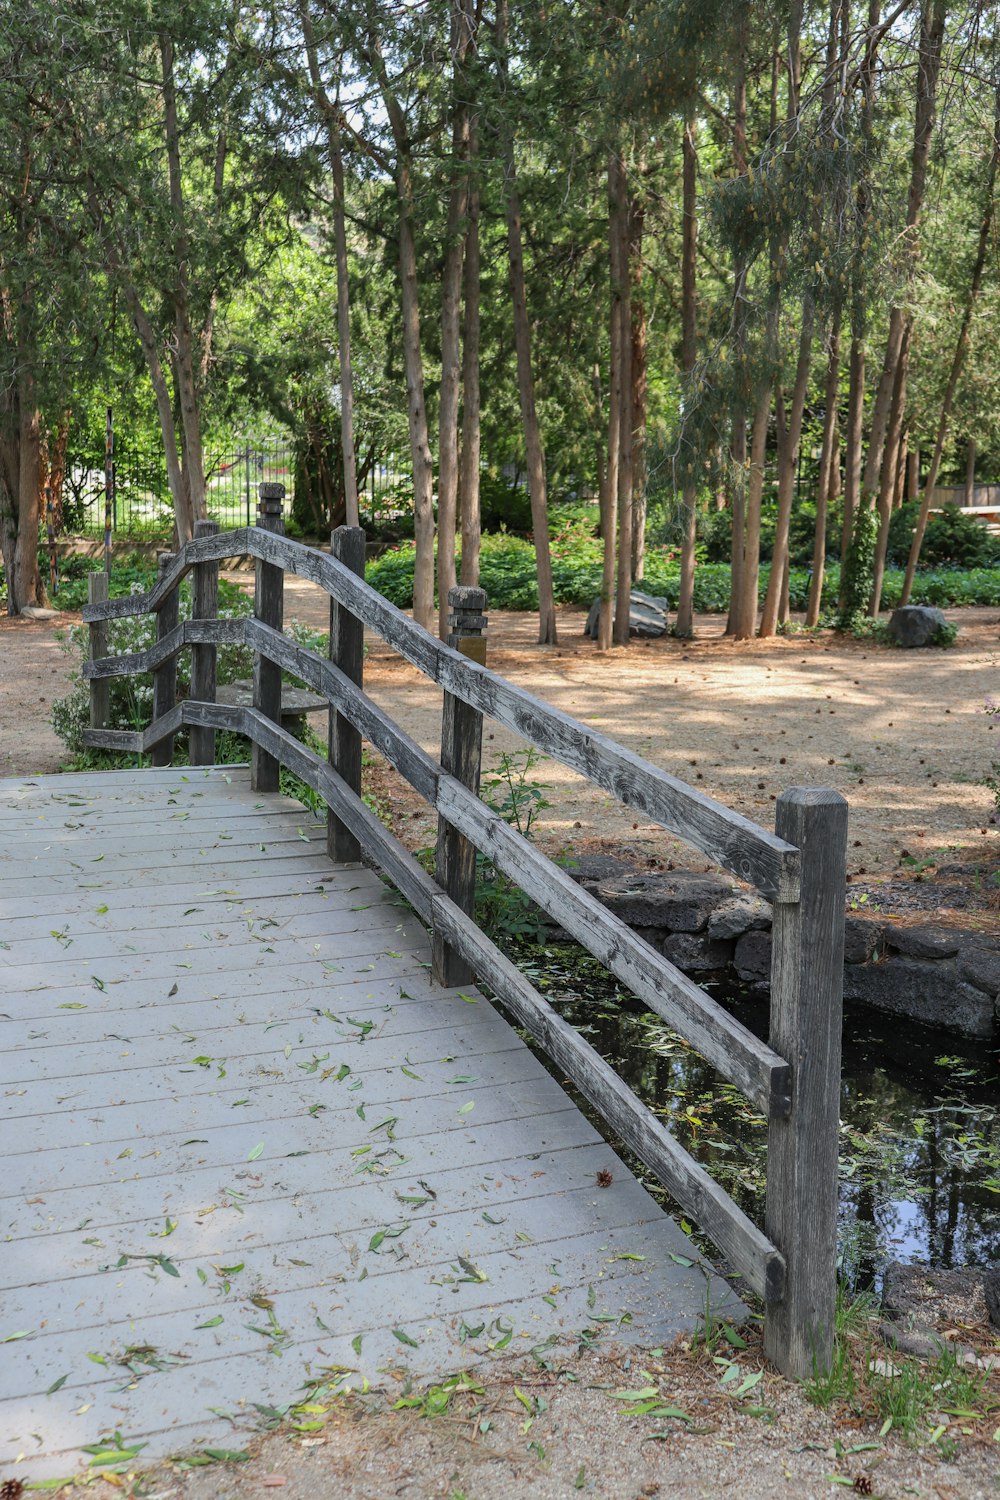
[87,572,110,733]
[189,519,220,765]
[151,551,178,768]
[328,525,366,862]
[764,787,848,1379]
[252,482,285,792]
[432,585,487,987]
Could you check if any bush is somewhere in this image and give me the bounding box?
[887,502,999,569]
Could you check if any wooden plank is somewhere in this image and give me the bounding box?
[433,585,487,986]
[251,499,283,793]
[151,551,179,767]
[328,525,366,861]
[189,519,221,765]
[764,788,848,1376]
[436,775,790,1117]
[83,619,243,681]
[432,892,784,1302]
[87,572,110,730]
[243,528,799,900]
[81,527,248,621]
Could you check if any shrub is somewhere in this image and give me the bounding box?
[887,501,999,569]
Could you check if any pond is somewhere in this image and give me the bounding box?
[509,943,1000,1291]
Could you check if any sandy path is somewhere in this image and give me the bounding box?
[0,612,80,776]
[272,577,1000,883]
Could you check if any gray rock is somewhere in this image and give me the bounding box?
[595,870,731,933]
[959,942,1000,998]
[661,932,735,972]
[883,1263,994,1328]
[886,925,960,960]
[707,894,771,942]
[734,928,772,982]
[568,854,638,890]
[20,605,59,620]
[843,957,994,1039]
[985,1270,1000,1329]
[584,589,669,639]
[887,604,950,648]
[844,915,884,965]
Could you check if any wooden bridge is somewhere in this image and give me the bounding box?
[0,495,847,1480]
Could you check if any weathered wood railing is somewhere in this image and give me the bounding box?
[81,495,847,1380]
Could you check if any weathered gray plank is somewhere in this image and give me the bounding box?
[433,585,487,986]
[87,571,110,729]
[80,527,250,621]
[328,525,366,860]
[251,499,283,792]
[764,788,848,1376]
[151,551,179,767]
[189,518,221,765]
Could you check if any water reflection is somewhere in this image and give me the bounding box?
[514,946,1000,1288]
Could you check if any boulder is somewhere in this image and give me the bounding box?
[843,915,884,965]
[661,932,735,972]
[959,941,1000,999]
[885,924,960,960]
[886,604,950,648]
[734,928,772,983]
[707,894,772,942]
[842,955,994,1039]
[20,605,59,620]
[584,589,669,639]
[594,870,731,933]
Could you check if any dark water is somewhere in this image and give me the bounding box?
[509,945,1000,1289]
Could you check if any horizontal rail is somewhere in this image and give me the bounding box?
[82,527,796,901]
[431,894,785,1302]
[83,701,185,755]
[81,530,249,620]
[83,619,245,680]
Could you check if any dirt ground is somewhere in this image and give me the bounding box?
[0,610,82,777]
[273,582,1000,893]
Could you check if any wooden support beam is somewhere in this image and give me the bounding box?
[150,552,178,767]
[189,519,220,766]
[764,787,848,1378]
[433,585,487,986]
[328,526,366,862]
[251,486,285,792]
[87,572,110,733]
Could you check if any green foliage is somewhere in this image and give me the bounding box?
[475,749,551,942]
[838,507,879,632]
[887,502,999,569]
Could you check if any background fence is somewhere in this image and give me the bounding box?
[67,437,414,538]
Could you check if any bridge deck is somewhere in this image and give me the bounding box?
[0,766,742,1479]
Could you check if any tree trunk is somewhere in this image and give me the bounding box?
[907,446,920,501]
[731,386,770,639]
[725,42,748,637]
[496,0,556,643]
[368,23,436,630]
[964,438,976,506]
[299,4,360,530]
[600,151,624,652]
[612,151,633,647]
[760,300,814,637]
[629,169,648,581]
[435,2,471,633]
[806,317,841,628]
[159,31,207,526]
[870,323,911,614]
[675,117,699,639]
[459,124,482,588]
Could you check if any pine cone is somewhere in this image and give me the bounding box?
[1,1479,25,1500]
[853,1477,873,1497]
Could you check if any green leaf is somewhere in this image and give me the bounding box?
[732,1371,763,1397]
[196,1315,224,1329]
[1,1330,33,1343]
[91,975,106,991]
[45,1373,70,1394]
[392,1328,420,1348]
[458,1101,475,1115]
[351,1334,363,1356]
[247,1142,264,1161]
